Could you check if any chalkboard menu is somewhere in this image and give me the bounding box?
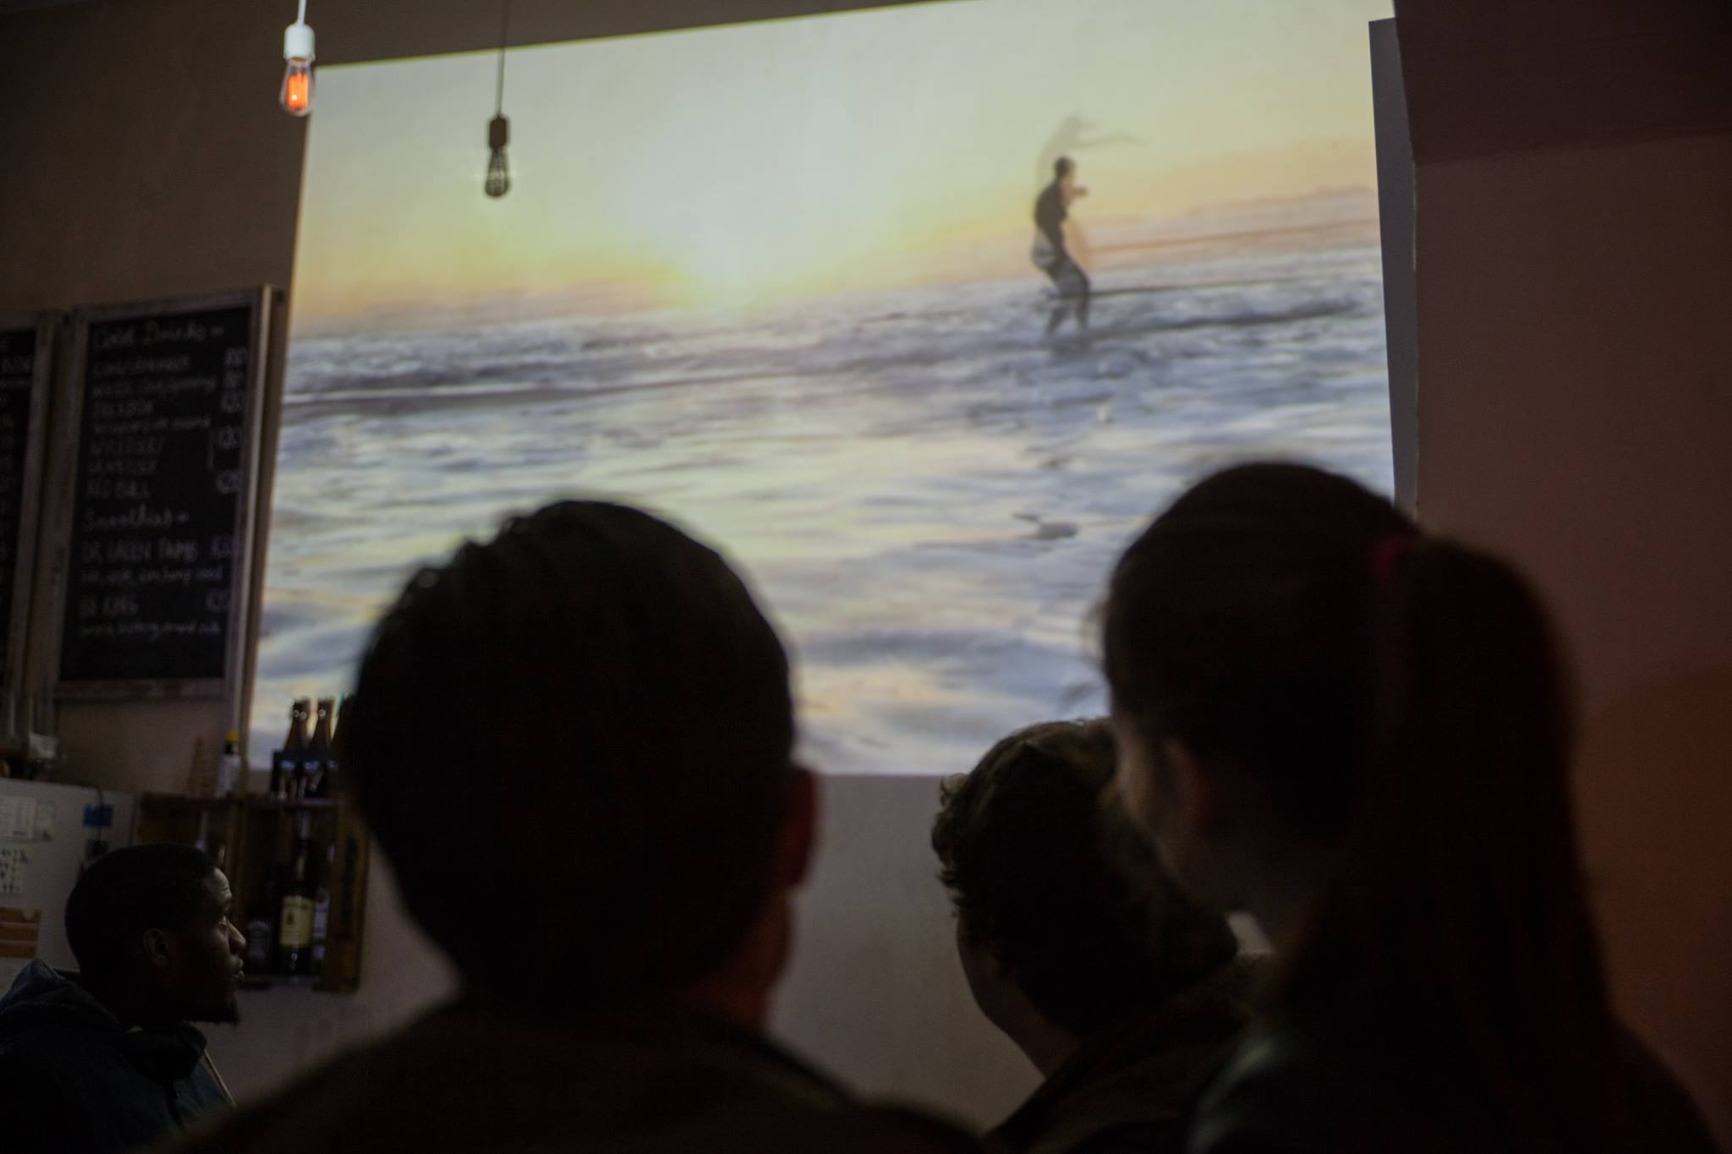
[0,321,50,687]
[56,293,269,692]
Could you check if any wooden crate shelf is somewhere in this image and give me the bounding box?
[134,793,370,993]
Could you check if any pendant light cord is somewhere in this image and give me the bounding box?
[494,0,511,117]
[297,0,307,24]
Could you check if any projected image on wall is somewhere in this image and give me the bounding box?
[262,0,1395,772]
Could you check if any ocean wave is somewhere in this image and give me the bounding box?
[255,247,1394,772]
[282,258,1380,412]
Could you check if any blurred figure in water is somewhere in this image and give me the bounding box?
[1034,157,1092,338]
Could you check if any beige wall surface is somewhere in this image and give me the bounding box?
[0,0,931,784]
[1413,132,1732,1144]
[9,0,1730,1142]
[0,0,306,788]
[312,0,941,65]
[204,853,459,1102]
[1394,0,1732,164]
[771,773,1038,1124]
[0,0,1030,1130]
[0,1,304,315]
[206,774,1035,1130]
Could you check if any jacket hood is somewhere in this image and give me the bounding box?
[0,959,122,1040]
[0,959,212,1084]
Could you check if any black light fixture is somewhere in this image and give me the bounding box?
[485,0,512,198]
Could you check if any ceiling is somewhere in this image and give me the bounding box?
[0,0,94,11]
[0,0,943,64]
[316,0,939,66]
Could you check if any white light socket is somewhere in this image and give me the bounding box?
[284,21,316,62]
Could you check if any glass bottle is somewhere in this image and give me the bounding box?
[276,821,315,975]
[271,699,310,800]
[304,698,335,799]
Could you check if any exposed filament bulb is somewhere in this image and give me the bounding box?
[485,115,511,198]
[281,57,313,117]
[280,11,316,118]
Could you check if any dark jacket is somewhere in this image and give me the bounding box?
[1034,180,1070,261]
[0,960,231,1154]
[992,960,1253,1154]
[168,998,981,1154]
[1186,1006,1721,1154]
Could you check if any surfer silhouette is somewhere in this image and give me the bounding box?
[1033,156,1090,338]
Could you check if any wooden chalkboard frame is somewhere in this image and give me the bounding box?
[47,289,274,703]
[0,314,55,717]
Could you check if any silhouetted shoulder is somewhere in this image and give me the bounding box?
[1185,1007,1506,1154]
[167,1003,982,1154]
[837,1105,986,1153]
[991,959,1255,1154]
[1186,1014,1723,1154]
[1616,1030,1720,1154]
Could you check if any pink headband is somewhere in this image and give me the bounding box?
[1371,534,1412,581]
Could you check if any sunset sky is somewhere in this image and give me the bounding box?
[293,0,1392,325]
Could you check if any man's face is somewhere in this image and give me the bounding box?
[159,870,247,1024]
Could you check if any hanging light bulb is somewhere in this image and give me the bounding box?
[280,0,315,117]
[484,0,512,198]
[281,54,313,116]
[486,115,511,198]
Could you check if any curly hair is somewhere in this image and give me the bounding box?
[932,719,1237,1037]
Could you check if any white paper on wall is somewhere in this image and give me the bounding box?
[0,797,39,841]
[0,848,30,894]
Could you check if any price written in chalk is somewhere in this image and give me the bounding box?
[60,302,258,684]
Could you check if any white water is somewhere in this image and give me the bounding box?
[256,245,1393,774]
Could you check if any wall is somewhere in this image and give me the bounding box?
[312,0,935,65]
[1413,129,1725,1136]
[200,853,457,1100]
[1411,131,1732,1144]
[0,0,1032,1130]
[206,774,1036,1129]
[1394,2,1732,1141]
[0,0,305,788]
[1369,20,1416,514]
[11,0,1729,1140]
[772,774,1038,1122]
[0,0,943,786]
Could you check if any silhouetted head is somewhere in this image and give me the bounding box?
[1104,463,1411,877]
[346,501,798,1014]
[1102,462,1618,1147]
[65,844,245,1026]
[1054,156,1075,180]
[933,718,1237,1046]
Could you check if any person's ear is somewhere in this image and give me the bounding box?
[984,943,1019,986]
[957,927,1016,989]
[778,765,819,889]
[1162,740,1227,836]
[140,928,175,970]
